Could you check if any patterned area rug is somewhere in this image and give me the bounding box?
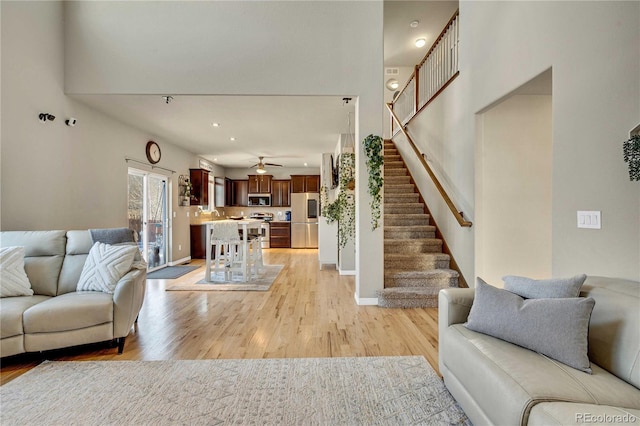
[166,264,284,291]
[0,357,470,425]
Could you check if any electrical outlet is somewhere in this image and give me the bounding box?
[195,211,198,217]
[173,211,176,218]
[178,244,182,251]
[187,211,190,217]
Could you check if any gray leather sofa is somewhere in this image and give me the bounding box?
[439,276,640,425]
[1,230,146,357]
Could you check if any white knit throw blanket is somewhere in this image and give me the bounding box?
[210,220,241,240]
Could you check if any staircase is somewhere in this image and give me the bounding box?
[377,140,459,308]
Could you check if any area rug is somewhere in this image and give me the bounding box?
[0,356,470,425]
[147,265,199,279]
[166,264,284,291]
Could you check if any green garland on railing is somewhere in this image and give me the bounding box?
[363,134,384,230]
[623,134,640,181]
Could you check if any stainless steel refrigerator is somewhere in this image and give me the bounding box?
[291,192,319,248]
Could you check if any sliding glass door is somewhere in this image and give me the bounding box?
[128,168,169,271]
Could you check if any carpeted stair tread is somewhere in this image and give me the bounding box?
[384,184,415,193]
[385,176,411,184]
[385,193,420,203]
[384,214,431,226]
[376,288,441,308]
[385,203,424,214]
[385,161,406,169]
[384,253,451,269]
[384,269,459,288]
[384,168,408,176]
[385,238,443,253]
[384,226,436,239]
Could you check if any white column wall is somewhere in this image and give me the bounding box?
[64,1,385,298]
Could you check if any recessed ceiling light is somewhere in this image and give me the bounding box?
[213,158,218,161]
[304,162,308,167]
[410,20,419,28]
[212,123,220,127]
[415,38,426,48]
[229,137,236,141]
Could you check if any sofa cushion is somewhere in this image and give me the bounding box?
[503,274,586,299]
[581,276,640,388]
[466,277,595,372]
[23,292,113,333]
[440,324,640,426]
[57,230,93,295]
[0,231,66,296]
[528,402,640,426]
[0,246,34,297]
[76,242,137,294]
[0,295,51,338]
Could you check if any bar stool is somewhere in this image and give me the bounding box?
[209,221,243,281]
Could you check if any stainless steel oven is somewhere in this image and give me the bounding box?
[249,212,273,248]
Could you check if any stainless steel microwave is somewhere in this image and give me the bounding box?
[248,194,271,206]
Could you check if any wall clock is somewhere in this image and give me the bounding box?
[146,141,161,164]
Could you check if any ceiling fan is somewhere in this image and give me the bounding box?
[249,156,283,174]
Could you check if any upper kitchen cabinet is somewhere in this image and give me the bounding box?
[248,174,272,194]
[189,169,209,206]
[291,175,320,193]
[232,180,249,206]
[271,179,291,207]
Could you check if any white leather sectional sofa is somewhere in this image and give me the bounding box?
[439,276,640,425]
[1,230,146,357]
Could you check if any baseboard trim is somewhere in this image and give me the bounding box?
[339,269,356,276]
[169,256,191,266]
[355,296,379,306]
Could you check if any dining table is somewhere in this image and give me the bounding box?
[203,218,262,283]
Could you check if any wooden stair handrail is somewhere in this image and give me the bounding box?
[386,103,472,228]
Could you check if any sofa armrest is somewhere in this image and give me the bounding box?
[112,268,146,338]
[438,288,475,328]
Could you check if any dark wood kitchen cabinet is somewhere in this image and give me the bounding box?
[271,179,291,207]
[224,178,233,206]
[290,175,320,193]
[190,224,207,259]
[270,222,291,248]
[248,175,272,194]
[189,169,209,206]
[232,180,249,206]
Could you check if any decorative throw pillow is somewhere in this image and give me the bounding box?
[503,274,587,299]
[0,246,34,297]
[466,277,595,373]
[77,242,138,294]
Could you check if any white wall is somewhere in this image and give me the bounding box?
[477,95,552,285]
[63,1,385,300]
[397,1,640,283]
[0,1,199,263]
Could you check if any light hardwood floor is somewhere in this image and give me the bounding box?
[1,249,440,385]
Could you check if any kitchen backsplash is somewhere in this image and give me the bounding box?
[191,206,292,224]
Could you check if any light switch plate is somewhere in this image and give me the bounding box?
[577,211,601,229]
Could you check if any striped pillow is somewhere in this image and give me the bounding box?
[0,246,34,297]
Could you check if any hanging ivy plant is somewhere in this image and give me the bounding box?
[623,134,640,181]
[363,134,384,230]
[321,153,356,248]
